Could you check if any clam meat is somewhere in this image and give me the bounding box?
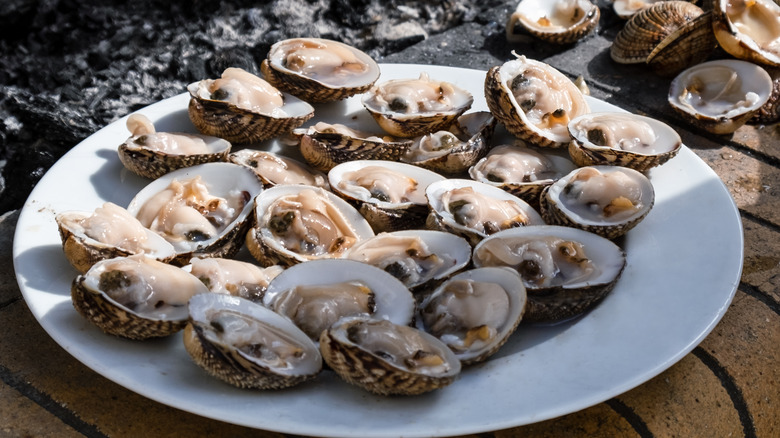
[72,254,210,339]
[417,267,527,364]
[187,257,284,301]
[56,202,176,273]
[262,259,415,341]
[426,179,544,245]
[485,55,590,148]
[541,165,654,239]
[320,316,462,395]
[228,149,328,189]
[188,67,314,144]
[184,293,322,389]
[261,37,380,103]
[472,225,626,322]
[247,185,375,266]
[345,230,472,290]
[362,72,474,137]
[567,111,682,171]
[119,114,231,179]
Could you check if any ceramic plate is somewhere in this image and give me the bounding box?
[13,64,743,437]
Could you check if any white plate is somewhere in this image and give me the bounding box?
[13,64,743,437]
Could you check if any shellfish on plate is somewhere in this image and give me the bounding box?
[362,72,474,138]
[469,144,577,209]
[260,37,381,103]
[56,202,177,274]
[126,162,263,265]
[71,254,210,339]
[328,159,446,232]
[183,293,322,390]
[472,225,626,322]
[344,229,472,291]
[485,55,590,148]
[262,258,416,342]
[540,165,655,239]
[319,315,462,395]
[567,111,682,171]
[187,67,314,144]
[118,113,231,179]
[416,267,527,364]
[246,185,375,267]
[426,178,545,246]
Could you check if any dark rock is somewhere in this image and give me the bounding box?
[0,0,519,214]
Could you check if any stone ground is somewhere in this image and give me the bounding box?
[1,0,779,437]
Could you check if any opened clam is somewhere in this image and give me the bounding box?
[472,225,626,322]
[344,230,472,291]
[187,67,314,144]
[183,293,322,389]
[72,254,210,339]
[469,144,576,208]
[362,72,474,138]
[228,149,329,189]
[186,257,284,302]
[329,160,446,232]
[262,259,416,342]
[246,185,375,267]
[56,202,177,274]
[298,122,413,172]
[426,178,545,246]
[712,0,780,67]
[485,55,590,148]
[320,315,462,395]
[118,114,231,179]
[506,0,600,45]
[127,162,263,265]
[401,111,497,175]
[540,165,654,239]
[567,111,682,171]
[668,59,773,134]
[261,37,380,103]
[417,267,527,364]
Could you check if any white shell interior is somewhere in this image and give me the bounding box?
[568,112,681,155]
[472,225,626,289]
[267,37,380,88]
[263,258,416,329]
[188,293,322,376]
[668,59,773,120]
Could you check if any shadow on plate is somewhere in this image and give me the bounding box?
[15,243,76,296]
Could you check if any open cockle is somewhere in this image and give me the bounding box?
[668,59,773,134]
[118,113,231,179]
[187,67,314,144]
[712,0,780,67]
[260,37,381,103]
[484,54,590,148]
[506,0,600,44]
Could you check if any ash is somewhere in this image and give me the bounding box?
[0,0,506,213]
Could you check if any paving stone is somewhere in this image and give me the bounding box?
[617,354,742,438]
[491,403,637,437]
[0,301,283,438]
[699,291,780,438]
[742,217,780,302]
[0,382,83,438]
